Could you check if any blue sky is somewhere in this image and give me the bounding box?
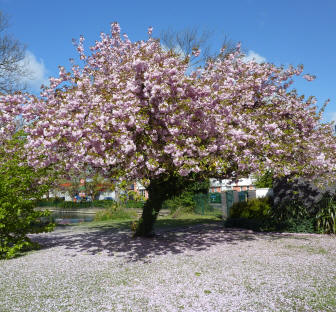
[1,0,336,122]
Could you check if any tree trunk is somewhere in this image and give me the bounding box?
[134,178,166,237]
[134,175,193,237]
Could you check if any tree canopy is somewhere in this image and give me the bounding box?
[1,23,335,235]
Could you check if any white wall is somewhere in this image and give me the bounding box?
[98,191,116,201]
[256,188,273,198]
[210,177,256,191]
[45,191,72,201]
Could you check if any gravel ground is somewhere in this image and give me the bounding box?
[1,223,335,312]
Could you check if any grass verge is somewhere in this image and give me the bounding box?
[155,213,222,230]
[77,212,222,233]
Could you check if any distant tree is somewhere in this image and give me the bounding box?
[56,177,81,200]
[84,174,114,200]
[0,11,30,93]
[54,171,115,201]
[254,171,273,188]
[159,27,237,66]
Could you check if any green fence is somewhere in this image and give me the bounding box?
[226,191,234,217]
[194,193,222,216]
[209,192,221,203]
[194,191,249,217]
[226,190,248,217]
[238,191,248,202]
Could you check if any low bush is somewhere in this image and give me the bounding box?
[163,193,195,214]
[316,194,336,234]
[226,196,331,234]
[229,197,271,219]
[94,206,138,221]
[163,179,210,215]
[225,197,272,231]
[276,218,316,233]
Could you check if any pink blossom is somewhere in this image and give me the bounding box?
[303,74,316,81]
[192,48,201,57]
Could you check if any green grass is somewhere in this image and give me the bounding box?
[311,286,336,311]
[155,213,222,230]
[285,244,329,255]
[94,207,138,221]
[282,286,336,312]
[77,212,222,232]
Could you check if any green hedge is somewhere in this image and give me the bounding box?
[123,200,144,209]
[36,199,145,210]
[225,195,334,234]
[58,200,116,209]
[36,198,65,207]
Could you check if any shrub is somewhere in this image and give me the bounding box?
[0,134,54,259]
[316,194,336,234]
[164,192,195,214]
[94,206,138,221]
[271,176,330,219]
[163,179,210,214]
[225,197,272,231]
[229,197,271,219]
[276,218,316,233]
[269,177,335,233]
[254,171,273,188]
[226,184,336,234]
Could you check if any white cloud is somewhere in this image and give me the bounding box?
[243,50,266,64]
[20,51,49,91]
[325,112,336,133]
[330,112,336,122]
[322,111,336,123]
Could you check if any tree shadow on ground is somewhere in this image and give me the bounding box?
[30,221,303,262]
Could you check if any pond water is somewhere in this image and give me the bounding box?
[47,211,95,225]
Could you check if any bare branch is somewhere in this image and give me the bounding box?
[159,27,238,67]
[0,11,30,93]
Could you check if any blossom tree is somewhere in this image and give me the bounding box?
[1,23,336,236]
